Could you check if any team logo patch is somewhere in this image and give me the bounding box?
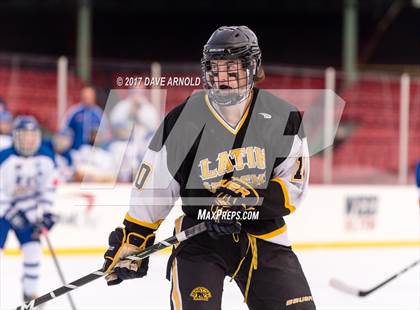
[190,287,212,301]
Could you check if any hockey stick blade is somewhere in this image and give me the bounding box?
[329,278,363,296]
[15,222,207,310]
[330,258,420,298]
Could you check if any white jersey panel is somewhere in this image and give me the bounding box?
[0,152,57,223]
[271,136,310,213]
[128,145,180,224]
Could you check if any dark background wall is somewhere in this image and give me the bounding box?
[0,0,419,67]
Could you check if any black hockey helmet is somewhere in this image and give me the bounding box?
[201,26,263,106]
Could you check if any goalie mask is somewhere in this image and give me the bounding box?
[13,115,42,156]
[201,25,262,106]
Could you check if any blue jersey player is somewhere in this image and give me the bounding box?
[0,116,58,303]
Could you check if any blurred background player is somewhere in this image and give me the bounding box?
[107,122,140,182]
[110,85,159,135]
[72,127,116,182]
[0,110,13,151]
[0,116,58,303]
[64,85,110,150]
[51,128,76,182]
[110,86,159,165]
[0,97,8,113]
[108,86,159,182]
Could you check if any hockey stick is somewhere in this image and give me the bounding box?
[41,229,77,310]
[329,258,420,297]
[16,222,207,310]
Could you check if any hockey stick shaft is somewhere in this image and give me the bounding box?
[16,222,207,310]
[360,258,420,296]
[42,230,77,310]
[330,258,420,297]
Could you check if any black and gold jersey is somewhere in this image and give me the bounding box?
[126,88,309,246]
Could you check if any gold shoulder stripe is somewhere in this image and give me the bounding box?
[270,177,296,213]
[125,213,163,230]
[250,224,288,239]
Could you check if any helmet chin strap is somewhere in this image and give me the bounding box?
[209,89,250,106]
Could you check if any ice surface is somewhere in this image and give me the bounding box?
[1,247,419,310]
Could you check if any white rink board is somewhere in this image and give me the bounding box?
[2,184,419,250]
[286,185,420,244]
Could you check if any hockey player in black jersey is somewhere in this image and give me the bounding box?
[102,25,316,310]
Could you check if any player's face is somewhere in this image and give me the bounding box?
[81,87,96,106]
[20,130,40,149]
[208,59,248,91]
[0,120,12,135]
[53,135,72,153]
[14,129,41,156]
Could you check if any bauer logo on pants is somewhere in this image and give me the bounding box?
[190,286,212,301]
[285,295,313,306]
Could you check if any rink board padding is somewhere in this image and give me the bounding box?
[2,184,419,254]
